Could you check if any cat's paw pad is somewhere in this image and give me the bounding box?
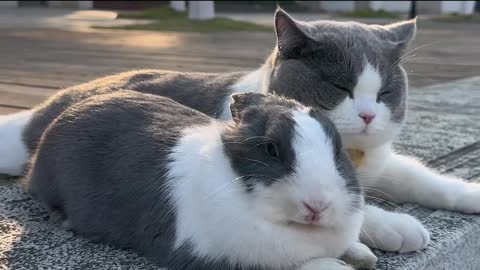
[298,258,353,270]
[362,212,430,253]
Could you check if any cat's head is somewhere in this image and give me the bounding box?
[267,9,416,149]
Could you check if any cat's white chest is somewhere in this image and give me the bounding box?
[353,144,392,188]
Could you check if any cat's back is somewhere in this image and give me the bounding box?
[24,69,245,152]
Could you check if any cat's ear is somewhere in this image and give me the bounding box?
[383,18,417,55]
[230,93,265,123]
[274,8,309,59]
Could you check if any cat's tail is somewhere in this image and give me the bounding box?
[0,110,33,176]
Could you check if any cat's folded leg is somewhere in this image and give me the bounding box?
[360,205,430,253]
[378,152,480,213]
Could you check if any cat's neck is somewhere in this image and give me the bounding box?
[219,50,275,120]
[231,48,276,95]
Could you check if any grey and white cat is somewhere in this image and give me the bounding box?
[1,9,478,253]
[25,90,366,270]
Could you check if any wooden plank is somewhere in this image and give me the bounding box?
[0,106,22,115]
[0,83,57,97]
[0,46,265,67]
[0,30,273,61]
[0,91,46,109]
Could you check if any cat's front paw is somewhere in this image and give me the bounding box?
[361,206,430,253]
[453,183,480,213]
[298,258,353,270]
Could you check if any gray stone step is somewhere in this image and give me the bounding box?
[1,77,479,269]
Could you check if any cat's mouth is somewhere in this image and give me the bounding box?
[340,127,371,136]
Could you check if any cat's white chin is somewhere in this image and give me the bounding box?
[340,124,402,150]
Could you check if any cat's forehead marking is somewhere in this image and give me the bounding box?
[353,62,382,97]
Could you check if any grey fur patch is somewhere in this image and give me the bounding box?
[26,91,211,267]
[23,70,245,153]
[224,93,362,205]
[269,9,415,123]
[223,93,301,192]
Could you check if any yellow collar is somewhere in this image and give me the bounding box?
[346,149,365,168]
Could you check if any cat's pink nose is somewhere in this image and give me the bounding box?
[359,113,375,125]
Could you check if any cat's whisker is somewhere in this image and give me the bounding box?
[242,158,272,169]
[204,175,248,199]
[402,41,441,59]
[359,225,379,250]
[349,183,398,202]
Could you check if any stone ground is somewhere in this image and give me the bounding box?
[0,8,479,270]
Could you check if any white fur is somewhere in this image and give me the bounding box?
[0,110,33,176]
[220,67,266,120]
[167,118,363,269]
[341,242,377,269]
[356,142,480,251]
[318,62,433,252]
[289,110,357,228]
[327,62,402,149]
[360,205,429,253]
[353,62,382,100]
[367,145,480,213]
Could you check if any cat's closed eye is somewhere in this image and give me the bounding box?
[377,90,393,102]
[333,84,353,97]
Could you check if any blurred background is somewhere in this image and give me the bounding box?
[0,0,479,121]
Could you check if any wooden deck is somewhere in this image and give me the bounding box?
[1,21,480,115]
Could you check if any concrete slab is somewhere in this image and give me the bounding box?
[0,77,479,269]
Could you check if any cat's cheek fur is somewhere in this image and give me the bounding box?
[328,99,402,150]
[325,62,403,150]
